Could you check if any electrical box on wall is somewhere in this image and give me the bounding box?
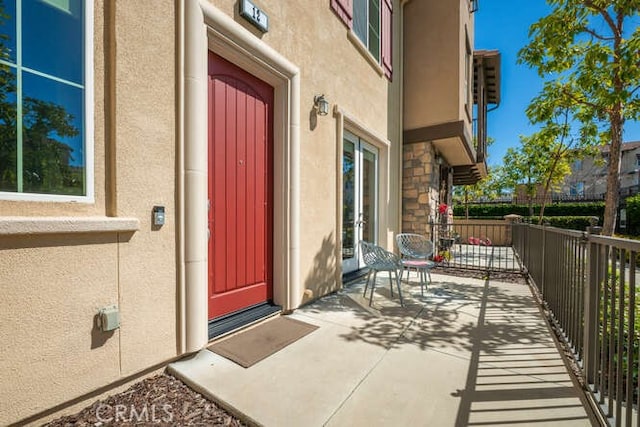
[97,305,120,332]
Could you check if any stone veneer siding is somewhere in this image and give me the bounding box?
[402,141,438,235]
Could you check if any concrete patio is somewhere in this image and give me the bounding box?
[169,272,595,426]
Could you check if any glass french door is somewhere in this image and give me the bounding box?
[342,131,379,274]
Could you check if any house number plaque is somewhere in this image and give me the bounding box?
[240,0,269,33]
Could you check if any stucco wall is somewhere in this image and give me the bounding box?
[0,233,121,424]
[112,0,177,376]
[0,1,178,424]
[453,219,511,246]
[459,0,474,127]
[207,0,402,303]
[2,0,405,422]
[403,0,461,130]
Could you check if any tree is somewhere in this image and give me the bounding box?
[501,143,539,216]
[452,138,500,217]
[524,108,595,223]
[453,177,489,219]
[481,164,512,199]
[519,0,640,235]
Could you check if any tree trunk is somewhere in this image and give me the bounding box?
[602,110,623,235]
[464,190,469,219]
[538,152,562,225]
[602,22,625,236]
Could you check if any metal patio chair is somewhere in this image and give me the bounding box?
[395,233,436,296]
[359,241,404,307]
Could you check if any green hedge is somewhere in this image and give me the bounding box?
[626,195,640,235]
[527,216,597,230]
[453,202,605,218]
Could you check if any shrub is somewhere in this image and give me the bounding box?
[528,216,598,230]
[626,194,640,235]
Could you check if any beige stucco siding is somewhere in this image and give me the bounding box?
[113,0,178,375]
[459,1,473,126]
[0,233,120,424]
[403,0,461,130]
[0,1,178,424]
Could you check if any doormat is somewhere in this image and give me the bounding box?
[208,316,318,368]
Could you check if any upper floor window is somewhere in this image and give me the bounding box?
[570,181,585,196]
[0,0,93,201]
[353,0,380,61]
[330,0,393,80]
[573,159,583,171]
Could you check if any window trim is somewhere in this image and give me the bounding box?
[0,216,138,235]
[347,30,384,76]
[0,0,94,203]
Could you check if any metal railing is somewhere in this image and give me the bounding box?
[428,221,523,272]
[513,223,640,426]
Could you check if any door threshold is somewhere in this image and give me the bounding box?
[207,302,282,341]
[342,268,369,286]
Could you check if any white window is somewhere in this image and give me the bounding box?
[570,181,585,196]
[353,0,380,61]
[0,0,93,201]
[573,159,583,171]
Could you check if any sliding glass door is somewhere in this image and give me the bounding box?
[342,131,378,274]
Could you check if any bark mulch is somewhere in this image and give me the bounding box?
[431,265,528,285]
[44,373,245,426]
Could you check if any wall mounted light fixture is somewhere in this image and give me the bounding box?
[314,94,329,116]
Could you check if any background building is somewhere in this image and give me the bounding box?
[561,141,640,199]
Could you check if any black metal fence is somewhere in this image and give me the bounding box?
[461,194,606,205]
[513,223,640,426]
[428,221,523,272]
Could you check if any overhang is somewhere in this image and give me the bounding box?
[403,120,475,167]
[474,50,501,105]
[452,162,487,185]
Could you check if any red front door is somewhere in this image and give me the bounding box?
[207,52,273,320]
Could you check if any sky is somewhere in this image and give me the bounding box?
[474,1,640,167]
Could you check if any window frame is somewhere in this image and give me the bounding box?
[0,0,94,203]
[331,0,392,80]
[570,181,585,196]
[574,159,583,171]
[353,0,381,62]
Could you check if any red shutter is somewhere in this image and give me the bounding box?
[331,0,353,28]
[381,0,393,80]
